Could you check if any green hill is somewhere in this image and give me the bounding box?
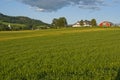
[0,13,49,31]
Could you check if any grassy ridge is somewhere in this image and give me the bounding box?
[0,28,120,80]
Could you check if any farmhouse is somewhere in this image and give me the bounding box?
[99,21,113,27]
[83,20,91,27]
[72,20,91,27]
[72,21,80,27]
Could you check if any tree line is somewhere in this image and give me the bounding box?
[51,18,97,28]
[51,17,68,28]
[0,13,48,31]
[0,13,98,31]
[79,19,97,27]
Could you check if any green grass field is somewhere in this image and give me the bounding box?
[0,28,120,80]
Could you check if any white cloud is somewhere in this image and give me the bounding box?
[35,8,45,12]
[29,6,46,12]
[16,0,109,12]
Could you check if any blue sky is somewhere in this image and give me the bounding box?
[0,0,120,24]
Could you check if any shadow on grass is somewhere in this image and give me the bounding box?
[115,69,120,80]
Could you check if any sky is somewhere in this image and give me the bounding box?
[0,0,120,24]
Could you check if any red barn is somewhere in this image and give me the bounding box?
[99,21,113,27]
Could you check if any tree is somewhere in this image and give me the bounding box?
[80,20,84,26]
[0,23,10,31]
[51,18,59,28]
[91,19,97,27]
[59,17,67,27]
[0,13,48,31]
[51,17,68,28]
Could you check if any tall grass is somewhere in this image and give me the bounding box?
[0,28,120,80]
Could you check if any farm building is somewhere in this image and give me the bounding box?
[83,20,91,27]
[72,21,80,27]
[72,20,91,27]
[99,21,113,27]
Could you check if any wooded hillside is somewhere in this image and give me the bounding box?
[0,13,48,31]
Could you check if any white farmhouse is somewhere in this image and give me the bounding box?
[72,21,81,27]
[72,20,92,27]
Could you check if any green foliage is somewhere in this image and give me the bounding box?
[36,25,49,29]
[0,23,10,31]
[80,20,84,26]
[0,21,29,31]
[58,17,68,27]
[51,18,58,28]
[0,13,48,31]
[91,19,97,27]
[51,17,68,28]
[0,28,120,80]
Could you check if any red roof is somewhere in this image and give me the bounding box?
[99,21,113,27]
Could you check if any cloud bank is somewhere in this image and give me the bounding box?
[18,0,105,12]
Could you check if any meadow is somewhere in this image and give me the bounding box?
[0,28,120,80]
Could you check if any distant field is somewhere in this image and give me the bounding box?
[0,28,120,80]
[0,21,26,27]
